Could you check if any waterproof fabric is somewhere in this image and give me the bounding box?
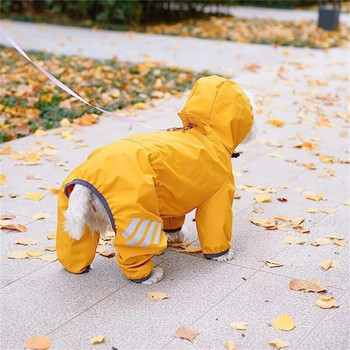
[56,75,254,282]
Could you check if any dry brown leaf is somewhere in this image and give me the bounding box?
[295,226,310,234]
[25,336,51,350]
[174,326,199,342]
[311,238,331,246]
[316,295,339,309]
[270,314,295,331]
[0,213,16,220]
[45,246,56,252]
[277,197,288,203]
[99,251,116,258]
[147,291,169,301]
[14,238,38,246]
[269,339,289,349]
[264,260,284,268]
[289,278,327,293]
[90,335,105,345]
[225,340,238,350]
[8,250,29,259]
[1,223,27,232]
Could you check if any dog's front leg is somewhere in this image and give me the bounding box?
[166,230,185,244]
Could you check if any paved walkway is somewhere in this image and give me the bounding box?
[0,9,349,350]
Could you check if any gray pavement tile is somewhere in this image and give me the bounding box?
[165,271,347,350]
[45,252,256,350]
[297,292,349,350]
[0,253,133,350]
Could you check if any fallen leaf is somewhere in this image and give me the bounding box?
[311,237,331,246]
[0,146,12,155]
[267,119,285,127]
[50,187,59,195]
[39,254,58,262]
[0,213,16,220]
[27,250,42,258]
[253,205,264,213]
[26,174,42,180]
[182,245,202,253]
[269,339,289,349]
[147,291,169,301]
[174,326,199,342]
[295,226,310,234]
[1,223,27,232]
[316,295,339,309]
[90,335,105,345]
[224,340,238,350]
[255,194,271,203]
[321,259,340,270]
[291,217,304,227]
[289,278,327,293]
[230,322,248,331]
[264,260,284,268]
[25,192,44,201]
[25,336,51,350]
[46,232,56,240]
[277,197,288,202]
[99,251,116,258]
[333,239,347,247]
[9,193,19,198]
[0,174,7,185]
[45,246,56,252]
[14,238,38,246]
[284,236,306,245]
[270,314,295,331]
[249,217,274,227]
[8,250,29,259]
[342,200,350,206]
[305,191,323,201]
[32,212,51,220]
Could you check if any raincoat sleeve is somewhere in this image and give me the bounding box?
[56,188,100,274]
[195,173,234,258]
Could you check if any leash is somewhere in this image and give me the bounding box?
[0,27,164,131]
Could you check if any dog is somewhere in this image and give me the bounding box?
[56,75,255,284]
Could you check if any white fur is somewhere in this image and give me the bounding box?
[211,248,235,262]
[141,267,164,285]
[166,230,185,243]
[64,184,109,240]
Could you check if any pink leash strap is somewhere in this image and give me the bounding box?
[0,27,163,131]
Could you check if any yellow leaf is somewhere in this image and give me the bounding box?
[321,259,340,270]
[25,192,44,201]
[263,260,284,268]
[27,250,42,258]
[269,338,289,349]
[147,291,169,301]
[46,232,56,240]
[182,245,202,253]
[34,129,48,136]
[255,194,271,203]
[342,200,350,206]
[8,250,29,259]
[267,119,285,127]
[316,295,339,309]
[174,326,199,342]
[249,217,274,227]
[59,118,71,127]
[0,174,7,185]
[133,102,148,110]
[333,239,346,247]
[45,246,56,252]
[90,335,105,345]
[39,254,57,262]
[25,336,51,350]
[312,238,331,246]
[270,314,295,331]
[224,340,238,350]
[32,212,51,220]
[284,236,306,245]
[305,191,323,201]
[230,322,248,331]
[0,146,12,155]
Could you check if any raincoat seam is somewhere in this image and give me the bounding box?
[65,179,116,233]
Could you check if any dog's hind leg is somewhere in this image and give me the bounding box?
[163,216,186,243]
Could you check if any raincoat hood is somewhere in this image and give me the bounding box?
[178,75,254,153]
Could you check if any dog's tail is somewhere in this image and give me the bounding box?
[64,184,91,240]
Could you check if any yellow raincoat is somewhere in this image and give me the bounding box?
[56,75,254,282]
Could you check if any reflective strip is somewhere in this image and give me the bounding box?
[122,218,140,239]
[154,223,162,245]
[125,219,150,246]
[139,220,159,247]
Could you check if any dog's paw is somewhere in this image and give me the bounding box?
[211,249,235,262]
[166,230,185,243]
[141,267,164,285]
